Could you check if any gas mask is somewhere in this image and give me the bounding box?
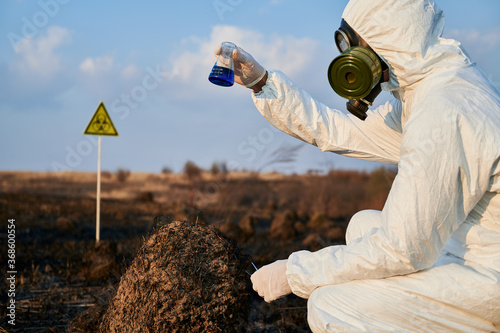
[327,19,388,120]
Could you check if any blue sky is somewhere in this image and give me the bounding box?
[1,0,499,174]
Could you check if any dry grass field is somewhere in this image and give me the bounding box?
[0,167,395,332]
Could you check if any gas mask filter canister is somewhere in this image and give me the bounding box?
[327,22,384,120]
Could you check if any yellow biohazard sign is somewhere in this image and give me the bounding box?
[84,101,119,136]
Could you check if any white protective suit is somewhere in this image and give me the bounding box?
[252,0,500,331]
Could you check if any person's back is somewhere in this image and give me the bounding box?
[418,64,500,278]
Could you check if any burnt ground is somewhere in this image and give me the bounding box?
[0,169,394,332]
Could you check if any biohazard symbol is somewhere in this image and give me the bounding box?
[84,101,119,136]
[93,115,110,132]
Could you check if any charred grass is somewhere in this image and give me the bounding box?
[0,168,394,332]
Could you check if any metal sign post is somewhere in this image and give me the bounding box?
[83,101,119,243]
[96,135,102,241]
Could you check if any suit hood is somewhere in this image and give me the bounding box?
[342,0,473,98]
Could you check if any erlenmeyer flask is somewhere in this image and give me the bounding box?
[208,42,235,87]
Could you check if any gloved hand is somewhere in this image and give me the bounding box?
[214,43,267,88]
[250,259,292,302]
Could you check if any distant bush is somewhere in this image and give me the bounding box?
[270,210,297,240]
[210,161,228,176]
[161,166,173,174]
[216,168,395,220]
[183,160,202,181]
[101,171,113,179]
[135,191,154,203]
[365,167,396,208]
[56,216,75,231]
[366,167,396,197]
[116,168,131,182]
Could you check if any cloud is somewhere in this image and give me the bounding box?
[446,26,500,57]
[12,25,71,80]
[445,26,500,87]
[79,55,114,75]
[0,25,73,110]
[121,64,141,80]
[0,23,327,116]
[164,24,320,98]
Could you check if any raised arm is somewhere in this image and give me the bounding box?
[252,70,402,164]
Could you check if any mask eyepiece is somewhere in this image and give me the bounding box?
[334,29,351,53]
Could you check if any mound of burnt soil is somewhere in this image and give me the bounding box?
[71,219,252,332]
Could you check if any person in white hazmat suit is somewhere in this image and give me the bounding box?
[215,0,500,331]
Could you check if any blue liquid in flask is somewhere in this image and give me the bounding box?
[208,65,234,87]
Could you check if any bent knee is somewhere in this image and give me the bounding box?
[345,209,382,244]
[307,285,361,332]
[307,287,333,332]
[307,283,397,332]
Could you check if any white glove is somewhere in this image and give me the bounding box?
[214,43,266,88]
[251,259,292,302]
